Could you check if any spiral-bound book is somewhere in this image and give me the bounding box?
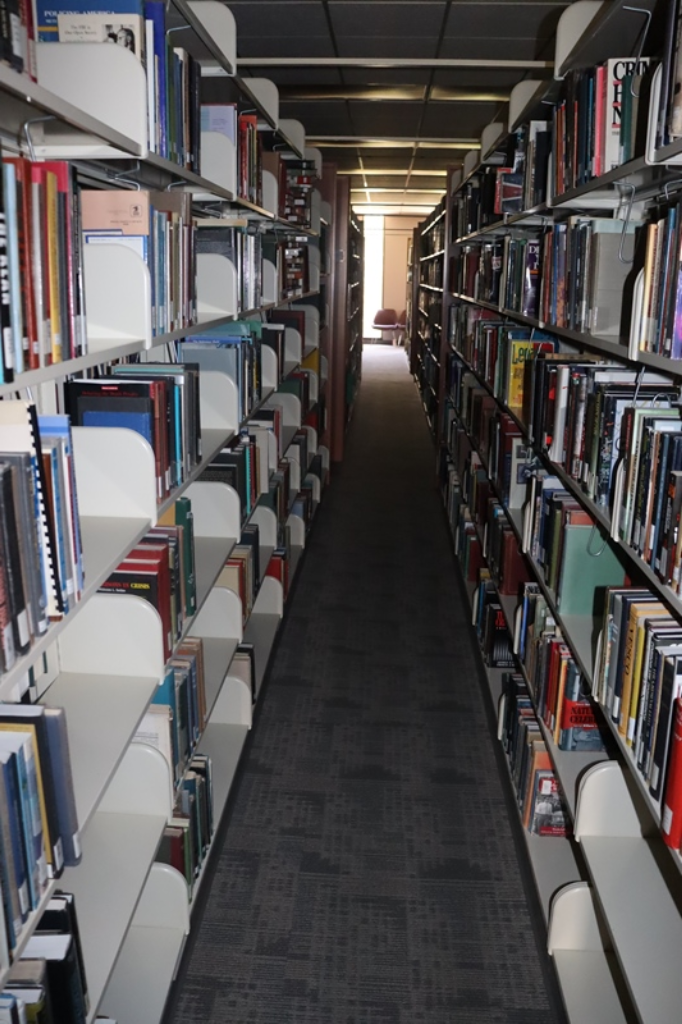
[0,400,63,623]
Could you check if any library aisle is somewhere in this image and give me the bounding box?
[163,345,565,1024]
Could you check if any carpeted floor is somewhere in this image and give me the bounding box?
[163,345,567,1024]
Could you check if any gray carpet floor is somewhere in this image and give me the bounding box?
[164,345,567,1024]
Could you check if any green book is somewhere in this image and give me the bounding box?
[557,524,626,619]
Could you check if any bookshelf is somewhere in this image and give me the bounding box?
[412,0,682,1020]
[328,172,364,462]
[412,197,446,438]
[0,4,330,1021]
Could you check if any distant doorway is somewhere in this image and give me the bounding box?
[362,215,384,340]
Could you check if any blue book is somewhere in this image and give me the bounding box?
[144,0,168,159]
[0,754,27,948]
[35,0,143,40]
[38,415,84,601]
[0,735,46,910]
[2,163,23,376]
[80,409,154,447]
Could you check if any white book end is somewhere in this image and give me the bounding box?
[200,131,237,196]
[72,426,158,523]
[196,253,238,320]
[187,0,236,70]
[284,327,302,367]
[84,244,152,350]
[554,0,604,78]
[248,78,279,127]
[279,118,305,158]
[198,369,240,433]
[262,171,279,218]
[36,42,147,155]
[574,762,644,840]
[291,304,320,350]
[261,344,278,391]
[262,257,278,304]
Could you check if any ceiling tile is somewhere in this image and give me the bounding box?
[230,1,329,35]
[329,2,446,37]
[419,99,502,137]
[348,100,424,137]
[444,2,563,39]
[279,99,355,135]
[237,35,335,57]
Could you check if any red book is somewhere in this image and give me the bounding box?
[265,550,289,600]
[100,549,172,659]
[662,698,682,849]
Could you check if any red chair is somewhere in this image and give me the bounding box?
[371,308,399,343]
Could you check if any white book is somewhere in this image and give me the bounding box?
[57,12,145,60]
[603,56,651,172]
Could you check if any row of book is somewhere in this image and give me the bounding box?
[448,314,682,570]
[82,187,197,337]
[450,55,653,241]
[1,891,89,1023]
[445,412,608,752]
[420,205,445,256]
[551,57,652,195]
[451,215,635,340]
[0,702,80,958]
[634,195,682,359]
[99,502,197,659]
[516,582,605,751]
[156,750,213,898]
[64,363,202,505]
[37,0,202,170]
[0,402,84,676]
[0,153,87,376]
[278,157,318,230]
[593,585,682,852]
[201,105,263,207]
[500,673,571,836]
[446,305,556,415]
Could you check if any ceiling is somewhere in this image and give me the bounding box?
[232,0,568,215]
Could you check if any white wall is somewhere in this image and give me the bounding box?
[383,216,421,317]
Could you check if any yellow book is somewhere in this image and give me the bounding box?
[44,170,62,364]
[618,602,664,736]
[0,723,54,871]
[301,347,320,374]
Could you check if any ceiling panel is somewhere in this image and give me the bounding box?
[443,2,563,39]
[230,2,329,36]
[279,99,355,135]
[347,101,424,137]
[420,100,502,137]
[329,2,446,37]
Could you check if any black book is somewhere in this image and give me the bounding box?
[22,931,87,1024]
[0,463,30,657]
[0,452,48,641]
[37,891,89,1014]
